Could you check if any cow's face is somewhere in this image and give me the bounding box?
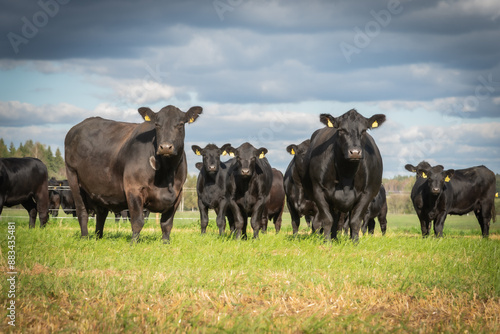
[225,142,267,178]
[139,105,202,157]
[192,144,222,174]
[419,165,454,195]
[405,161,432,179]
[320,109,385,161]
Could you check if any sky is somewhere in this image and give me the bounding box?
[0,0,499,178]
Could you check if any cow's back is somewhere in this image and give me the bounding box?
[0,158,48,206]
[449,166,496,215]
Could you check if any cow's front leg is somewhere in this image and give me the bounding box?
[127,192,145,243]
[418,214,431,237]
[250,199,266,239]
[216,199,228,236]
[95,206,109,239]
[433,212,448,237]
[313,189,334,241]
[199,199,210,234]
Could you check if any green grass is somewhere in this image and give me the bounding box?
[1,210,500,333]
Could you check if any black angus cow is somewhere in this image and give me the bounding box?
[405,162,496,237]
[284,139,317,234]
[65,105,202,242]
[48,177,62,216]
[224,142,273,239]
[192,143,237,235]
[0,157,49,228]
[262,168,285,233]
[361,184,388,235]
[48,178,77,217]
[303,109,386,242]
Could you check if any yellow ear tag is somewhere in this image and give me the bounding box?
[445,176,451,182]
[259,152,265,159]
[290,148,295,155]
[144,115,151,122]
[496,192,498,198]
[189,117,195,123]
[229,152,235,157]
[196,150,201,156]
[327,119,334,128]
[421,172,427,179]
[372,121,378,128]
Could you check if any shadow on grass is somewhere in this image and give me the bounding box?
[70,230,162,244]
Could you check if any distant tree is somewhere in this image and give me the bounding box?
[0,139,8,157]
[8,142,16,156]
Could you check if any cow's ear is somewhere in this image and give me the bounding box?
[286,144,298,155]
[220,143,234,157]
[138,107,156,122]
[405,164,417,173]
[185,106,203,124]
[195,162,203,171]
[257,148,268,159]
[368,114,386,129]
[319,114,336,128]
[191,145,203,156]
[444,169,454,182]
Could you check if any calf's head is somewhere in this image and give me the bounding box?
[223,142,267,178]
[192,144,222,174]
[406,162,454,195]
[320,109,385,161]
[286,139,310,175]
[139,105,202,157]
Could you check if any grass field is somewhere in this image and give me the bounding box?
[1,209,499,333]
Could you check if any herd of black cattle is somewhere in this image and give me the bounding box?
[0,105,497,242]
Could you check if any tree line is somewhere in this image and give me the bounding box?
[0,138,66,179]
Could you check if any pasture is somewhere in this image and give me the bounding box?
[1,209,500,333]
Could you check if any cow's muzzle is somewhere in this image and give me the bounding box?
[241,168,252,177]
[431,187,441,195]
[347,149,362,160]
[157,143,175,156]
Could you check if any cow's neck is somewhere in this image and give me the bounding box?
[154,152,184,187]
[335,149,360,188]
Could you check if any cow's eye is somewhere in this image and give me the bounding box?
[155,122,160,128]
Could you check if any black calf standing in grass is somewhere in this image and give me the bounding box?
[192,144,237,235]
[405,162,496,238]
[223,142,273,239]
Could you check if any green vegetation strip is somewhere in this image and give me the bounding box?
[1,213,499,333]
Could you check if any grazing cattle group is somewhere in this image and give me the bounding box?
[0,105,498,241]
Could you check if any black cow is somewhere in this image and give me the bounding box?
[224,142,273,239]
[303,109,386,242]
[262,168,285,233]
[361,184,388,235]
[0,157,49,228]
[48,178,77,217]
[48,177,62,216]
[192,143,237,235]
[64,105,202,242]
[284,139,317,234]
[405,162,496,237]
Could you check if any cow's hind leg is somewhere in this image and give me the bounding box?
[35,178,49,228]
[22,199,37,228]
[66,166,89,237]
[475,208,490,238]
